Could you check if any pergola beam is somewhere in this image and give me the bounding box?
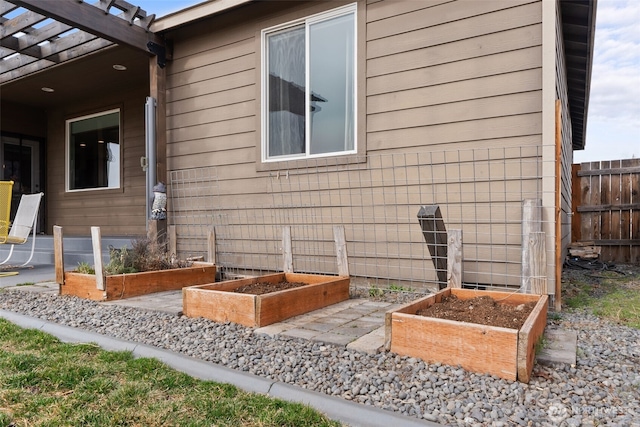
[12,0,164,56]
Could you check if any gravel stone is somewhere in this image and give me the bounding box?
[0,290,638,426]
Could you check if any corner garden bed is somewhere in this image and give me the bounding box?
[60,262,216,301]
[183,272,350,327]
[385,288,548,382]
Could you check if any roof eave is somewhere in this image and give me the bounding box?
[561,0,597,151]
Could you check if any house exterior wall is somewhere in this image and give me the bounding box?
[556,0,574,287]
[165,0,551,288]
[0,101,47,137]
[45,86,147,236]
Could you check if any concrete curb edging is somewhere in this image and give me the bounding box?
[0,309,443,427]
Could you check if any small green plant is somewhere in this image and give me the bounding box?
[75,261,95,274]
[535,335,548,355]
[548,311,562,321]
[389,283,414,292]
[15,282,35,287]
[368,285,384,298]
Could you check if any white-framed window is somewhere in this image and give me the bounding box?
[261,4,357,162]
[66,109,121,191]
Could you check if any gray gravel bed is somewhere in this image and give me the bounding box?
[0,290,638,427]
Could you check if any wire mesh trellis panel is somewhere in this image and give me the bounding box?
[169,167,220,258]
[169,147,547,294]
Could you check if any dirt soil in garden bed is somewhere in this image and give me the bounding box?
[233,281,308,295]
[416,294,537,330]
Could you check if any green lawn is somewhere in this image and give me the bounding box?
[563,269,640,329]
[0,319,341,427]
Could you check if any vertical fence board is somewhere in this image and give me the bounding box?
[632,170,640,264]
[599,161,612,260]
[610,160,622,262]
[620,159,633,263]
[580,163,592,242]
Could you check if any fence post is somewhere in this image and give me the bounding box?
[529,231,547,295]
[54,225,64,285]
[417,205,447,289]
[282,226,293,273]
[168,225,177,256]
[207,228,216,264]
[333,225,349,277]
[91,226,105,291]
[522,199,542,293]
[447,229,462,288]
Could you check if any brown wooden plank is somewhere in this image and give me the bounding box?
[258,277,350,326]
[599,161,612,260]
[391,312,519,381]
[452,288,541,306]
[60,272,106,300]
[591,162,602,244]
[517,295,548,383]
[576,166,640,176]
[620,159,634,263]
[571,163,581,242]
[579,162,592,242]
[183,287,257,327]
[609,160,622,263]
[104,264,216,300]
[632,169,640,264]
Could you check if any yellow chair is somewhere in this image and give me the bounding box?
[0,181,13,243]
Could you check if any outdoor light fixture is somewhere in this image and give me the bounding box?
[41,87,54,92]
[113,64,127,71]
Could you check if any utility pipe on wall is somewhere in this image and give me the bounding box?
[144,96,157,229]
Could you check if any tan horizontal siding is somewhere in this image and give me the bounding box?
[168,53,255,91]
[368,46,542,96]
[167,69,254,103]
[167,100,255,130]
[368,2,541,59]
[367,91,542,133]
[168,85,255,117]
[368,0,535,40]
[368,68,541,114]
[368,23,542,77]
[366,0,449,23]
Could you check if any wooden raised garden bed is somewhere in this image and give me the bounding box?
[183,272,350,327]
[60,262,216,301]
[385,288,548,382]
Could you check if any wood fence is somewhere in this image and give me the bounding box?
[572,159,640,264]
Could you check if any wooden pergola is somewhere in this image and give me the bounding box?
[0,0,169,182]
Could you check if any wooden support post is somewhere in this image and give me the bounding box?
[417,205,447,289]
[555,99,563,310]
[447,229,462,288]
[529,231,547,295]
[149,56,167,186]
[333,225,349,277]
[282,226,293,273]
[168,225,177,256]
[522,199,542,293]
[207,228,216,264]
[91,226,105,291]
[147,219,167,252]
[54,225,64,285]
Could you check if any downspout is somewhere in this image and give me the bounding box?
[145,96,157,230]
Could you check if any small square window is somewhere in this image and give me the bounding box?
[262,4,356,162]
[66,109,121,191]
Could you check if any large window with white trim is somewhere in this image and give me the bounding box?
[262,4,356,161]
[66,109,121,191]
